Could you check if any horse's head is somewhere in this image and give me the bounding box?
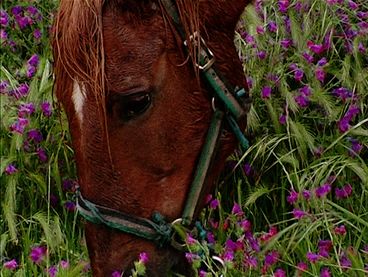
[53,0,251,275]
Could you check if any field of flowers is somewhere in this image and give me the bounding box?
[1,0,367,276]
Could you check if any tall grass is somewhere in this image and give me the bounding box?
[1,0,367,276]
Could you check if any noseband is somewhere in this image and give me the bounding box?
[76,0,251,249]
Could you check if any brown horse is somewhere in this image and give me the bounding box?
[53,0,251,275]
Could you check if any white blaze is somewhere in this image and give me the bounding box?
[72,81,85,125]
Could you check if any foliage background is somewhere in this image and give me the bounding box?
[1,0,367,276]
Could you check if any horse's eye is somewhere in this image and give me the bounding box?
[109,92,152,121]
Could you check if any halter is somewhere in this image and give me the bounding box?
[76,0,251,249]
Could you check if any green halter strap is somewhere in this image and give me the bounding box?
[75,0,251,248]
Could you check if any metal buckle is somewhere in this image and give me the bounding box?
[184,31,215,71]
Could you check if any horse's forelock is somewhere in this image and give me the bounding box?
[53,0,105,105]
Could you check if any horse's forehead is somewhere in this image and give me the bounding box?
[102,5,167,91]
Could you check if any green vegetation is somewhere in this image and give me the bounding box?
[1,0,367,276]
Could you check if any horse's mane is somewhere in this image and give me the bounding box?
[52,0,200,104]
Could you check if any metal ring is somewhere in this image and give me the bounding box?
[171,218,183,226]
[211,97,217,111]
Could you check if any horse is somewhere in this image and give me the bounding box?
[52,0,252,275]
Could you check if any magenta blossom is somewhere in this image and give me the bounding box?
[60,260,69,269]
[3,259,18,270]
[5,164,17,175]
[297,261,308,272]
[315,67,325,83]
[231,202,244,216]
[48,265,58,277]
[315,183,331,198]
[306,252,320,263]
[30,246,47,264]
[335,184,352,199]
[27,129,43,144]
[18,102,35,117]
[264,250,279,267]
[261,86,272,99]
[287,189,298,204]
[209,199,219,209]
[64,201,76,212]
[302,189,311,200]
[268,21,278,32]
[303,52,314,63]
[41,101,52,117]
[111,271,121,277]
[307,41,325,54]
[37,147,48,162]
[10,117,29,134]
[139,252,149,264]
[292,208,307,219]
[320,267,331,277]
[273,268,286,277]
[334,224,346,235]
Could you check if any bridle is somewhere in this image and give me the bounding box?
[75,0,251,249]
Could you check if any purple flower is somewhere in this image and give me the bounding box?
[294,68,304,82]
[256,26,265,34]
[302,189,311,200]
[185,253,199,264]
[320,267,331,277]
[240,219,252,232]
[315,67,326,83]
[303,52,314,63]
[10,117,29,134]
[317,57,328,66]
[63,179,76,191]
[335,184,353,199]
[111,271,121,277]
[279,114,287,125]
[318,240,332,257]
[18,103,35,117]
[30,246,47,264]
[292,208,307,219]
[231,202,244,216]
[64,201,76,212]
[26,65,37,78]
[5,164,17,175]
[0,10,9,27]
[349,138,362,157]
[308,41,324,54]
[207,232,215,244]
[297,262,308,272]
[264,251,279,266]
[332,87,352,101]
[306,252,320,263]
[0,29,7,42]
[346,105,360,120]
[15,83,30,98]
[261,86,272,99]
[287,189,298,204]
[278,0,289,13]
[37,147,48,162]
[41,101,52,117]
[315,183,331,198]
[358,42,366,54]
[34,29,42,40]
[245,231,260,252]
[244,256,258,268]
[0,80,9,93]
[257,50,267,60]
[60,260,69,269]
[338,117,350,133]
[11,6,22,16]
[268,21,278,32]
[280,39,292,49]
[139,252,149,264]
[243,163,254,177]
[3,259,18,270]
[340,254,352,268]
[223,250,234,262]
[273,268,286,277]
[48,265,58,277]
[209,199,219,209]
[27,129,43,144]
[28,54,40,67]
[16,16,32,29]
[295,94,309,108]
[348,0,358,9]
[334,225,346,235]
[186,233,197,245]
